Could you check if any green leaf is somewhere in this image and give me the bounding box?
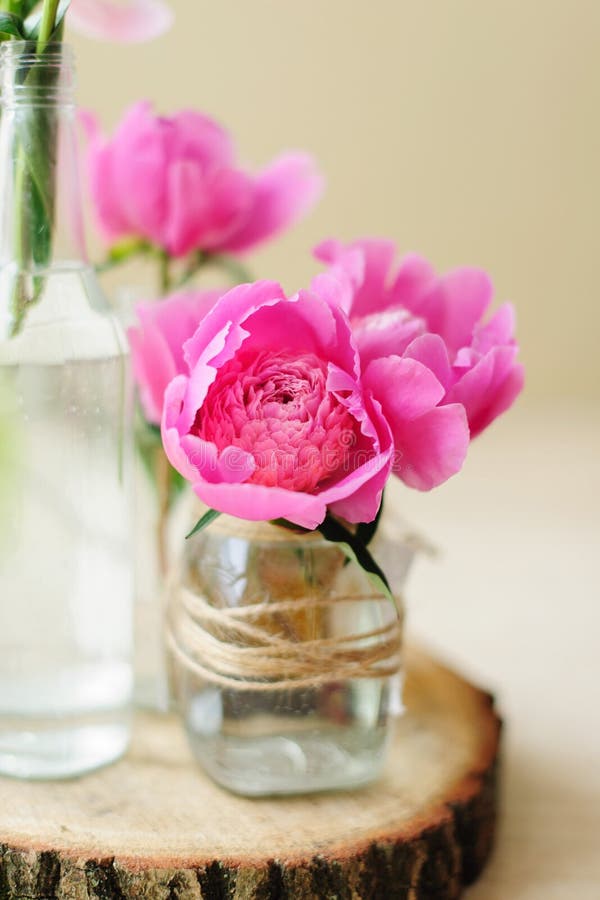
[0,12,26,39]
[270,517,310,534]
[7,38,65,333]
[355,493,385,548]
[24,0,69,40]
[27,162,53,264]
[22,1,42,15]
[186,508,221,540]
[9,138,55,334]
[317,513,394,604]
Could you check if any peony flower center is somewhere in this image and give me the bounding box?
[195,350,356,491]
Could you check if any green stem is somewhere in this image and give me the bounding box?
[12,150,26,267]
[96,256,131,275]
[153,250,174,567]
[155,444,171,576]
[8,1,28,304]
[159,249,172,294]
[36,0,60,50]
[175,251,253,291]
[96,237,154,274]
[174,249,209,289]
[9,144,29,337]
[211,253,252,285]
[6,5,63,337]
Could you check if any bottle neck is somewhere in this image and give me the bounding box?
[0,42,87,270]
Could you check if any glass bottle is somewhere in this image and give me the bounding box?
[0,42,133,779]
[168,515,409,796]
[115,287,187,713]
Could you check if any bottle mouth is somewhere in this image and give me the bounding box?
[1,40,74,63]
[0,41,76,108]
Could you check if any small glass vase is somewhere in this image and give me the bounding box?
[168,515,409,796]
[0,43,133,779]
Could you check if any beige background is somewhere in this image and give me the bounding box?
[70,0,600,407]
[69,3,599,898]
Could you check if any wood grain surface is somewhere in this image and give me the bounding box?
[0,646,500,899]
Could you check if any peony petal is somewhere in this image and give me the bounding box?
[217,445,257,483]
[185,285,350,396]
[354,238,396,313]
[353,306,426,368]
[68,0,174,43]
[170,110,235,170]
[309,267,357,318]
[393,404,469,490]
[311,245,366,316]
[164,161,212,257]
[80,109,132,241]
[404,267,494,356]
[191,481,327,530]
[199,167,255,250]
[326,363,380,447]
[183,281,285,370]
[389,253,436,306]
[240,289,338,359]
[313,238,343,263]
[363,355,469,490]
[176,434,220,484]
[363,356,446,422]
[446,346,524,437]
[180,436,255,484]
[108,101,169,244]
[128,314,177,424]
[161,376,204,484]
[403,333,453,391]
[332,238,397,318]
[472,303,517,354]
[78,108,100,144]
[319,453,388,518]
[128,289,223,423]
[146,289,223,372]
[327,396,394,523]
[178,350,222,435]
[469,362,524,437]
[180,284,288,435]
[217,152,324,254]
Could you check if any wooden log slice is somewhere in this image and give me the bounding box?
[0,646,501,899]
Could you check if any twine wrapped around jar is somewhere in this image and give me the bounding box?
[166,517,403,693]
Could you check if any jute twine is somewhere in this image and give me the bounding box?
[167,583,404,693]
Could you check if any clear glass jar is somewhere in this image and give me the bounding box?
[168,515,408,796]
[0,43,133,779]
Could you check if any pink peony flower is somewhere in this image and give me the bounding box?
[69,0,173,43]
[315,238,524,437]
[82,102,323,259]
[128,289,223,425]
[161,277,468,528]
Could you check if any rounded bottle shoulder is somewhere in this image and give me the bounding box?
[0,264,127,363]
